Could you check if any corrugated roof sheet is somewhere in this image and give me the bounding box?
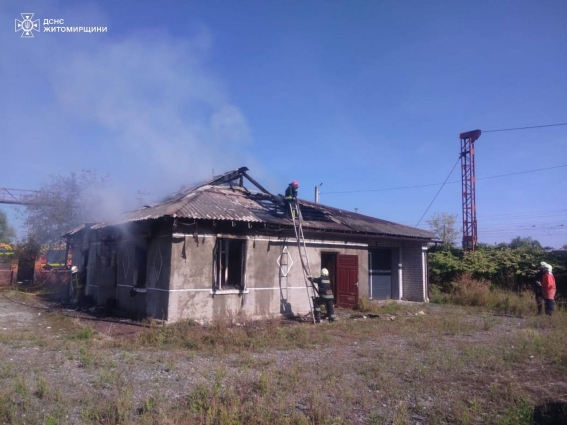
[119,186,266,223]
[304,202,434,239]
[97,168,435,241]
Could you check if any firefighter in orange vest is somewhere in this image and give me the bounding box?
[540,262,556,315]
[308,268,336,323]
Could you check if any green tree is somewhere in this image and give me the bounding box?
[0,209,16,243]
[427,245,464,290]
[428,243,547,291]
[509,236,542,249]
[426,212,460,246]
[19,170,109,246]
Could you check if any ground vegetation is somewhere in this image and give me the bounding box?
[0,285,565,425]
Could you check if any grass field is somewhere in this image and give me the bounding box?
[0,289,565,425]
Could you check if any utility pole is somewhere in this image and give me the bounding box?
[459,130,481,251]
[314,183,323,203]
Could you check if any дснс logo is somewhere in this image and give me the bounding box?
[15,13,40,38]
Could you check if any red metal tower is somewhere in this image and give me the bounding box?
[460,130,481,251]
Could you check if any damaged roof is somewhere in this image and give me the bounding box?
[107,167,435,241]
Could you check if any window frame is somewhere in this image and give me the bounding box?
[212,237,248,294]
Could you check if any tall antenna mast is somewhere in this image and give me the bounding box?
[459,130,481,251]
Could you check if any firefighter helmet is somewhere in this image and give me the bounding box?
[321,268,329,276]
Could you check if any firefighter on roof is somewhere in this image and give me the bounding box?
[284,180,299,217]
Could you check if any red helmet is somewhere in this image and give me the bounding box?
[292,180,299,187]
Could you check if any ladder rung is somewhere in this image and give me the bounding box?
[289,202,316,322]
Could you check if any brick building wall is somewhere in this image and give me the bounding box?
[401,242,427,301]
[367,238,428,302]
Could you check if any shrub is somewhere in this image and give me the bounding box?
[428,244,558,292]
[430,273,537,315]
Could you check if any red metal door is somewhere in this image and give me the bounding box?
[336,254,358,309]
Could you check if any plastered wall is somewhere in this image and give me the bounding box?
[167,233,369,322]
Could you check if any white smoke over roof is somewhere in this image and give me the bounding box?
[1,2,254,223]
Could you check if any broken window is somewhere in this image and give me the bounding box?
[100,239,117,268]
[213,238,246,291]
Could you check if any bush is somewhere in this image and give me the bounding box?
[427,244,564,292]
[430,273,537,315]
[449,273,492,307]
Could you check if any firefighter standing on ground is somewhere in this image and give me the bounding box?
[308,268,337,323]
[540,262,556,315]
[71,266,85,308]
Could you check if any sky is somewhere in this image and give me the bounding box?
[1,0,566,247]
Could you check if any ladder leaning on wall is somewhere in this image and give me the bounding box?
[288,201,317,324]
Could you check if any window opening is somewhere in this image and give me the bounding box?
[134,244,148,288]
[214,238,245,290]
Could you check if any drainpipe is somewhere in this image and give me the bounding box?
[398,249,403,300]
[422,245,429,302]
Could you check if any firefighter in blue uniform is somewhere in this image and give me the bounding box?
[308,268,337,323]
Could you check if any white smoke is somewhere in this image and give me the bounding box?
[1,2,253,220]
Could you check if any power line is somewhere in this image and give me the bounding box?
[405,209,567,230]
[415,156,460,227]
[477,164,567,181]
[322,181,446,194]
[478,211,567,222]
[483,122,567,133]
[321,164,567,195]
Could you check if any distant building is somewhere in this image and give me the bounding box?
[64,167,434,322]
[0,245,16,286]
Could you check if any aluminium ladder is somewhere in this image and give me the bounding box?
[289,201,317,323]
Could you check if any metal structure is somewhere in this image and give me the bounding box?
[0,188,41,205]
[459,130,482,251]
[289,202,317,323]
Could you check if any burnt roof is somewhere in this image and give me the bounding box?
[104,167,435,241]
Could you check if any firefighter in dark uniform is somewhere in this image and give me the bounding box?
[71,266,85,308]
[284,180,299,217]
[308,268,337,323]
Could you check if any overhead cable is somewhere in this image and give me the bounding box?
[483,122,567,133]
[415,156,461,227]
[321,164,567,195]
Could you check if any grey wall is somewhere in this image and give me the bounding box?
[166,232,369,322]
[145,235,172,320]
[401,242,428,301]
[367,238,428,302]
[80,220,173,319]
[76,220,428,322]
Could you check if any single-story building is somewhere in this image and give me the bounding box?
[65,167,434,322]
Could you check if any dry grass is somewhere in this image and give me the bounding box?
[430,273,544,316]
[0,289,566,424]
